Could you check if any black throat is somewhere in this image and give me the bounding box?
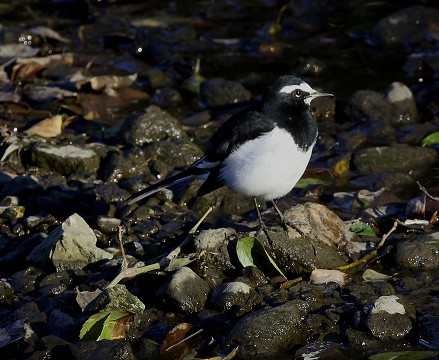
[263,101,318,151]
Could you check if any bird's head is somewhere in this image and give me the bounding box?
[262,75,333,113]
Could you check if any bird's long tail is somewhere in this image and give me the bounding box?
[126,167,207,206]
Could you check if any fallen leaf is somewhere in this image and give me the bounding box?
[362,269,392,283]
[11,53,74,82]
[79,310,134,341]
[236,236,286,278]
[25,115,62,138]
[25,85,76,102]
[160,323,193,359]
[0,44,40,58]
[76,288,102,312]
[30,26,71,43]
[310,269,350,287]
[349,221,375,236]
[89,73,137,91]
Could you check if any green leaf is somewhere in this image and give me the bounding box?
[162,253,199,272]
[422,132,439,146]
[369,351,439,360]
[236,236,286,278]
[79,311,110,341]
[79,310,134,341]
[362,269,391,283]
[349,221,375,236]
[295,177,331,189]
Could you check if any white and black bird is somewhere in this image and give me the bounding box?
[127,75,333,238]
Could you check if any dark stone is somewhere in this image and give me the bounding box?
[70,340,136,360]
[47,309,76,341]
[200,78,251,107]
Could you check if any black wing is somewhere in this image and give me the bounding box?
[197,104,275,196]
[203,104,275,162]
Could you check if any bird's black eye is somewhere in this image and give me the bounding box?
[293,89,303,97]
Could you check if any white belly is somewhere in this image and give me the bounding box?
[220,127,314,201]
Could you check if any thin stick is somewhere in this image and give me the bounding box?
[337,219,399,271]
[417,181,439,202]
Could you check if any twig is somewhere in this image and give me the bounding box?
[106,207,213,289]
[337,219,399,271]
[417,181,439,202]
[163,206,213,262]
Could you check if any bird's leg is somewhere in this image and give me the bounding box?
[253,197,275,246]
[271,200,306,237]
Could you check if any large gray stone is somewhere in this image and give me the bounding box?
[225,300,312,358]
[156,266,210,314]
[27,213,112,271]
[31,143,100,175]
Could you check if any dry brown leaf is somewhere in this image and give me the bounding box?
[30,26,71,43]
[25,115,62,138]
[160,323,193,359]
[11,53,74,82]
[89,73,138,91]
[76,288,102,312]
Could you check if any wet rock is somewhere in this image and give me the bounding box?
[153,86,182,107]
[419,314,439,349]
[145,68,173,89]
[91,184,131,203]
[47,309,76,341]
[371,5,439,48]
[23,215,44,228]
[200,78,251,107]
[142,138,203,169]
[295,341,344,360]
[136,337,160,359]
[344,282,379,306]
[210,281,260,315]
[366,295,413,341]
[0,175,43,200]
[70,339,136,360]
[241,266,267,287]
[85,284,145,319]
[27,213,112,271]
[30,143,100,175]
[335,131,367,152]
[0,279,15,305]
[39,271,73,296]
[353,145,437,177]
[383,82,419,123]
[260,203,352,275]
[194,228,235,270]
[121,105,185,146]
[97,216,121,234]
[225,300,312,358]
[396,232,439,269]
[156,266,210,314]
[9,267,44,295]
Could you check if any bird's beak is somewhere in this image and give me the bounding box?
[309,92,334,100]
[305,91,333,105]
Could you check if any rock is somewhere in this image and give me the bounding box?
[259,203,352,275]
[371,5,439,48]
[225,300,312,358]
[353,145,437,177]
[295,341,344,360]
[200,78,251,107]
[310,269,350,287]
[30,143,100,175]
[39,271,73,296]
[85,284,145,319]
[0,279,15,305]
[366,295,413,341]
[96,216,121,234]
[194,228,235,270]
[121,105,185,146]
[153,86,182,107]
[0,175,43,200]
[47,309,76,341]
[156,266,210,314]
[90,184,131,203]
[419,314,439,349]
[145,68,173,89]
[70,339,136,360]
[210,281,260,315]
[9,267,44,294]
[27,213,112,271]
[383,82,419,123]
[396,232,439,269]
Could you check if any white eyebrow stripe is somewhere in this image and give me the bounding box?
[279,83,316,94]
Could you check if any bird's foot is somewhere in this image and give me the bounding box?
[271,200,306,237]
